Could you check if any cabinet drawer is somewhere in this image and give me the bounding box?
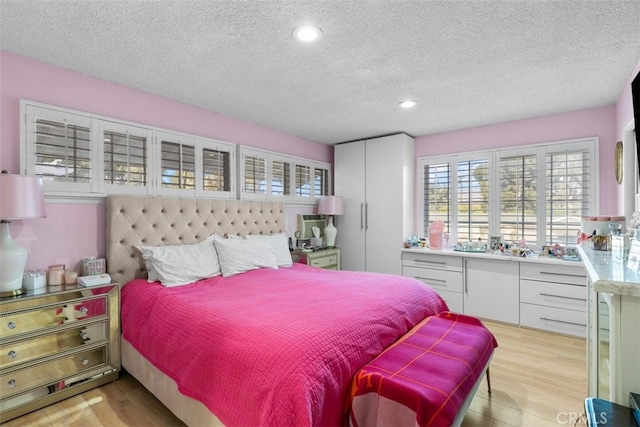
[0,322,107,369]
[0,346,107,398]
[309,254,338,268]
[520,263,586,286]
[520,303,586,337]
[520,280,587,312]
[402,252,462,272]
[435,289,463,313]
[0,296,107,338]
[403,266,463,293]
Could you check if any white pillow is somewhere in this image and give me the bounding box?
[244,233,293,267]
[135,235,221,287]
[213,236,279,277]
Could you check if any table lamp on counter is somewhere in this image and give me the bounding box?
[0,171,47,297]
[317,195,344,248]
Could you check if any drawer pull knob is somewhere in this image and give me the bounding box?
[80,331,89,340]
[8,379,16,388]
[414,276,447,286]
[414,259,446,265]
[540,317,586,327]
[8,350,16,359]
[7,321,16,330]
[539,271,586,278]
[539,293,587,302]
[80,307,89,315]
[81,356,89,365]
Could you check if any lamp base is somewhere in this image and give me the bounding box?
[0,221,29,296]
[0,287,26,298]
[324,216,338,248]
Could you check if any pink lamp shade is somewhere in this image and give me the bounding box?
[0,173,47,220]
[0,173,46,297]
[317,196,344,216]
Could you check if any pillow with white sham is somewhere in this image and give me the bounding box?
[213,236,279,277]
[244,233,293,267]
[135,235,221,287]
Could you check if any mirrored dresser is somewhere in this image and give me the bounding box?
[0,283,120,422]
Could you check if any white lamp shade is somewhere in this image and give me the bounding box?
[0,173,46,296]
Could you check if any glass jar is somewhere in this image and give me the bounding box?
[47,264,65,286]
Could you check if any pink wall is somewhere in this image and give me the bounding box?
[415,105,618,221]
[0,51,332,272]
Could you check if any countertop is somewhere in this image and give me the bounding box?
[402,247,583,266]
[577,246,640,297]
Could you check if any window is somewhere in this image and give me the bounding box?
[242,151,267,197]
[420,138,597,248]
[156,131,235,198]
[101,121,152,195]
[422,154,490,243]
[271,157,291,196]
[458,158,490,242]
[238,146,330,203]
[21,100,235,200]
[295,164,312,198]
[499,151,537,245]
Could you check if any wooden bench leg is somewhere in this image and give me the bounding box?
[486,367,492,396]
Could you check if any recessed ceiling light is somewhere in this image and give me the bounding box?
[293,25,322,43]
[398,100,417,109]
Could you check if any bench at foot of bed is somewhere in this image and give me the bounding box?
[347,312,497,427]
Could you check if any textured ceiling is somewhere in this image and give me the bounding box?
[1,0,640,145]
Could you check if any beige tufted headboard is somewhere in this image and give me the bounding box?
[106,195,287,285]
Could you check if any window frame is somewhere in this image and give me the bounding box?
[419,137,599,248]
[20,99,236,202]
[238,146,331,204]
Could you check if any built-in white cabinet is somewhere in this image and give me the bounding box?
[519,263,587,337]
[335,134,414,275]
[401,249,588,337]
[464,258,520,324]
[402,252,463,312]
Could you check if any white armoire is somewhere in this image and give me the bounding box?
[334,133,414,275]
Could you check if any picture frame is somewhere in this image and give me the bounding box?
[489,235,502,251]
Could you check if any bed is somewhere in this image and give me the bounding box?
[106,195,493,426]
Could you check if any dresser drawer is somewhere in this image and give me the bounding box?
[435,289,463,313]
[520,280,587,312]
[0,346,107,398]
[520,303,586,337]
[0,296,108,338]
[0,322,107,369]
[402,252,462,272]
[403,266,463,293]
[309,254,338,268]
[520,263,586,286]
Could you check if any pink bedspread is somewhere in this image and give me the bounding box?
[121,263,447,426]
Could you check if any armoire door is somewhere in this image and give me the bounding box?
[364,135,409,275]
[335,140,366,271]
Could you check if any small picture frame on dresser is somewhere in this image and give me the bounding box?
[489,235,501,251]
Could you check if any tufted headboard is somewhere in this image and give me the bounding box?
[105,195,287,285]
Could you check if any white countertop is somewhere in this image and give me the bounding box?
[402,247,583,266]
[577,246,640,297]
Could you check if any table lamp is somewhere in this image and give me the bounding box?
[0,171,47,297]
[317,196,344,248]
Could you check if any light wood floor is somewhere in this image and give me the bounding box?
[2,321,587,427]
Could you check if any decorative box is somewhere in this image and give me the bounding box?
[81,257,106,276]
[22,270,47,290]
